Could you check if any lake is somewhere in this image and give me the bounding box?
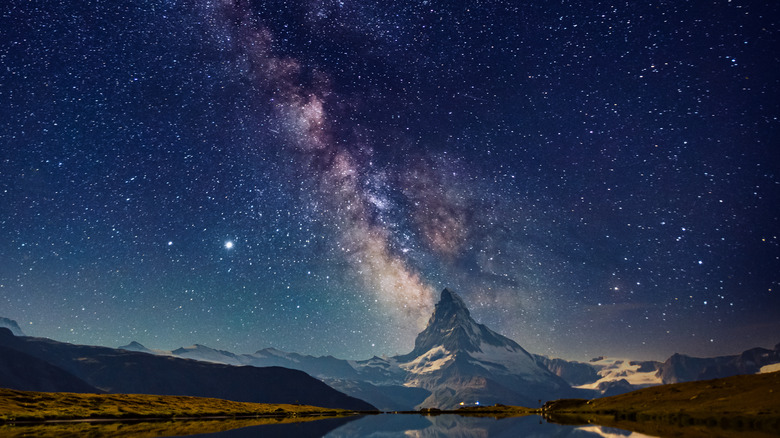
[0,414,657,437]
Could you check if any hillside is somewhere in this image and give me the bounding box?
[0,328,375,411]
[544,371,780,435]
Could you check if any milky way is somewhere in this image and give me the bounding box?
[207,0,437,336]
[1,0,778,360]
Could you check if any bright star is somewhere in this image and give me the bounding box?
[224,241,234,249]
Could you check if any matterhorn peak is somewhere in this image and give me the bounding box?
[399,288,524,360]
[437,288,470,316]
[394,289,570,408]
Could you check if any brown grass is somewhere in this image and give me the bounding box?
[0,387,355,423]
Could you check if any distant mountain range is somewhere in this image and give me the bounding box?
[124,289,579,409]
[535,345,780,397]
[0,328,374,411]
[2,290,778,411]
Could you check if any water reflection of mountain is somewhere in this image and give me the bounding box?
[0,415,647,437]
[196,416,360,438]
[322,414,620,438]
[0,416,360,438]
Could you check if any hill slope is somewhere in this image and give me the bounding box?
[0,345,98,393]
[544,370,780,435]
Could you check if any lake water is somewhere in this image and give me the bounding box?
[0,414,655,438]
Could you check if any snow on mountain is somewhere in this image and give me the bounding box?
[111,289,579,409]
[400,346,454,375]
[171,344,244,365]
[394,289,578,408]
[398,289,523,360]
[106,289,779,410]
[470,341,554,381]
[253,347,302,363]
[575,357,662,391]
[348,356,407,385]
[578,425,655,438]
[760,363,780,373]
[396,288,545,380]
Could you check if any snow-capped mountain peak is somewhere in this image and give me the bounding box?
[400,289,533,361]
[392,289,573,407]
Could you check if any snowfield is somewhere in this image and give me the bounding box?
[576,357,662,390]
[399,346,454,374]
[470,342,550,381]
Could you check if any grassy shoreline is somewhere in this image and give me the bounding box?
[0,388,361,423]
[2,371,778,436]
[541,371,780,435]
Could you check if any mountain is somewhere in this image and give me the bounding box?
[139,289,577,409]
[0,317,25,336]
[658,344,780,383]
[320,379,431,411]
[0,339,98,393]
[573,357,662,396]
[118,341,154,353]
[101,290,779,410]
[533,355,600,386]
[393,289,578,409]
[534,345,780,397]
[0,328,375,410]
[172,344,244,365]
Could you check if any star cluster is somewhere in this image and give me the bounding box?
[1,0,778,361]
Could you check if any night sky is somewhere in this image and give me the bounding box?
[1,0,778,362]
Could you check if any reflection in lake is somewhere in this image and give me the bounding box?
[0,414,663,437]
[2,413,773,437]
[0,416,357,438]
[323,414,653,437]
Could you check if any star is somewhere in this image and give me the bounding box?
[0,0,776,363]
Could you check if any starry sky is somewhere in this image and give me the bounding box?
[1,0,778,362]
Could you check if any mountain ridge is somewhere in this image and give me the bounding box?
[0,327,375,411]
[392,289,577,408]
[3,294,778,411]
